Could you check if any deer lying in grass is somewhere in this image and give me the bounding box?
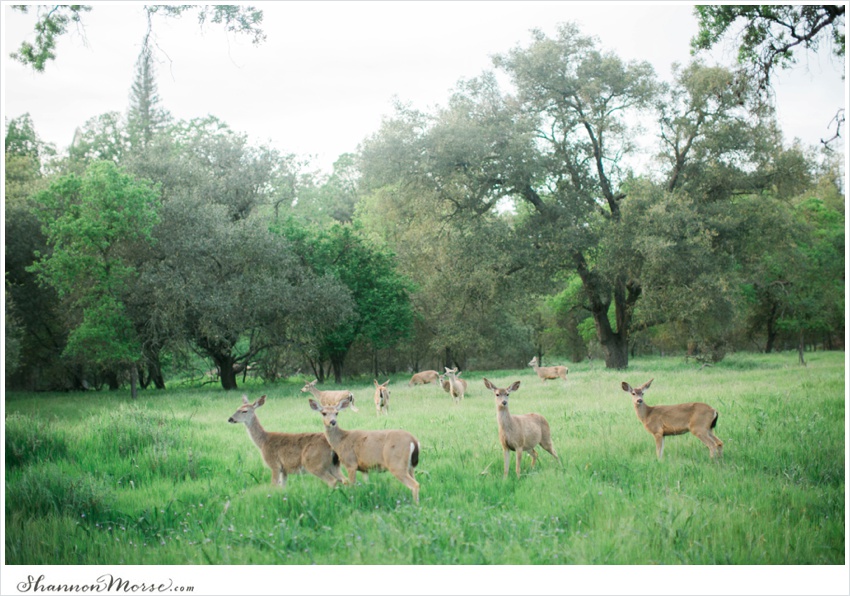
[374,379,390,416]
[301,379,359,412]
[483,378,560,478]
[408,370,440,386]
[440,369,468,395]
[621,379,723,460]
[309,397,421,503]
[443,367,466,403]
[528,356,568,383]
[228,394,346,488]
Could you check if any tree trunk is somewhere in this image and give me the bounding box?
[214,354,239,390]
[575,255,638,370]
[130,365,138,400]
[798,330,806,366]
[330,352,345,384]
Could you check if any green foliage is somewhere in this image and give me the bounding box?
[691,5,845,91]
[28,161,160,367]
[9,5,92,72]
[10,5,265,72]
[276,219,414,379]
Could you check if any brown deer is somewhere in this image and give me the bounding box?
[408,370,440,386]
[373,379,390,416]
[228,394,346,488]
[621,379,724,460]
[301,379,359,412]
[528,356,568,383]
[443,367,466,403]
[483,378,560,478]
[309,397,421,503]
[440,369,468,395]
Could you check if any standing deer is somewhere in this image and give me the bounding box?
[443,367,466,403]
[528,356,568,383]
[483,378,560,478]
[301,379,359,412]
[621,379,724,460]
[440,370,468,395]
[408,370,440,386]
[309,397,421,503]
[373,379,390,416]
[228,394,346,488]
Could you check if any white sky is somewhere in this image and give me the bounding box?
[2,1,847,175]
[1,3,848,593]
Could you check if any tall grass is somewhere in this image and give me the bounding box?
[4,352,845,568]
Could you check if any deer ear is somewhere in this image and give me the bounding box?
[337,398,350,411]
[642,379,653,391]
[256,395,267,407]
[374,380,379,387]
[509,381,521,393]
[483,378,493,389]
[308,399,321,411]
[242,394,250,404]
[621,382,632,393]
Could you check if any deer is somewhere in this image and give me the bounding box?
[408,370,440,386]
[227,394,346,488]
[309,397,421,503]
[439,369,468,395]
[621,379,724,460]
[373,379,390,416]
[483,378,560,478]
[301,379,359,412]
[443,367,466,403]
[528,356,568,383]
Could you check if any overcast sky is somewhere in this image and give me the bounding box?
[3,2,846,175]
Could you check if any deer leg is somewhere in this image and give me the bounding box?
[345,466,358,487]
[271,466,282,487]
[503,449,511,478]
[654,434,665,459]
[528,448,539,469]
[515,449,524,477]
[542,442,560,465]
[693,429,719,459]
[394,471,420,504]
[706,428,724,457]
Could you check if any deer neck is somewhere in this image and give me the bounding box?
[244,415,268,448]
[633,401,653,424]
[323,423,347,448]
[497,406,515,430]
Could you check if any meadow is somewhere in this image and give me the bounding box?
[4,352,846,570]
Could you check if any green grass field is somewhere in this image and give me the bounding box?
[4,352,846,576]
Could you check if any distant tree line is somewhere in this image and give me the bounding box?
[5,19,844,392]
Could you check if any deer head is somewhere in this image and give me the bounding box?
[228,394,267,423]
[483,378,521,410]
[621,379,653,406]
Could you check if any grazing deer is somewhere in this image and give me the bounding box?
[439,371,468,394]
[528,356,568,383]
[621,379,724,460]
[228,394,346,488]
[301,379,359,412]
[408,370,440,386]
[443,367,466,404]
[374,379,390,416]
[483,378,560,478]
[309,397,421,503]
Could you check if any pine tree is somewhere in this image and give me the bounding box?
[127,47,170,152]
